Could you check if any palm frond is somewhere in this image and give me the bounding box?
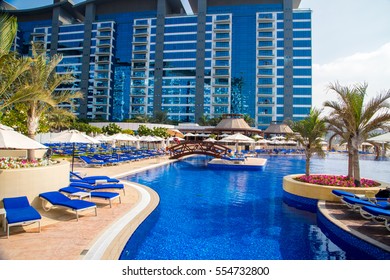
[0,13,18,55]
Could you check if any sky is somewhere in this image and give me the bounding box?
[6,0,390,109]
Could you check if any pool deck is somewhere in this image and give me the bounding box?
[0,156,389,259]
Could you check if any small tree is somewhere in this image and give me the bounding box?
[102,123,122,135]
[152,127,169,138]
[137,124,153,136]
[325,82,390,186]
[291,109,327,176]
[122,129,134,135]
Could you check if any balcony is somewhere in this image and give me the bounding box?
[213,34,230,42]
[133,28,149,37]
[257,42,275,50]
[96,40,112,48]
[257,62,275,68]
[93,91,109,97]
[134,20,150,28]
[94,65,110,71]
[133,46,148,53]
[96,33,112,40]
[257,14,274,22]
[214,15,231,24]
[98,26,113,32]
[257,23,274,32]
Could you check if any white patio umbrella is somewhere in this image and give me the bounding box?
[94,134,112,142]
[257,139,269,144]
[110,133,138,142]
[0,124,47,150]
[368,132,390,156]
[49,130,100,171]
[221,133,255,152]
[222,133,255,143]
[140,135,159,149]
[203,137,217,142]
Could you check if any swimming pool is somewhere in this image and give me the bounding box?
[120,154,390,260]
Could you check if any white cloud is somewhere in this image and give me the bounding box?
[312,42,390,110]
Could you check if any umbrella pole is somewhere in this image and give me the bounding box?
[72,142,75,172]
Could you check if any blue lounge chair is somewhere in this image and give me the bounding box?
[59,186,121,208]
[360,206,390,231]
[79,156,106,167]
[70,181,126,195]
[341,196,390,219]
[70,171,120,184]
[333,189,387,202]
[39,191,97,221]
[332,190,361,199]
[3,196,41,238]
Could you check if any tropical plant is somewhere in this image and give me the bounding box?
[137,124,153,136]
[243,114,255,127]
[7,43,82,159]
[324,82,390,186]
[0,13,32,110]
[198,114,210,126]
[102,122,122,135]
[122,129,135,135]
[291,108,327,176]
[152,127,169,138]
[0,12,17,54]
[46,107,76,132]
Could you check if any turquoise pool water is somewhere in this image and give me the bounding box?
[120,154,390,260]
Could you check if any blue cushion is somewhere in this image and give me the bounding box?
[362,206,390,217]
[70,182,124,191]
[90,192,119,199]
[332,190,356,197]
[39,191,96,210]
[343,196,390,209]
[60,186,84,194]
[6,207,41,224]
[3,196,30,209]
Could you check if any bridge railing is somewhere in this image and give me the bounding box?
[168,141,230,159]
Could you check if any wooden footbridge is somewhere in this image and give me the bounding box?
[168,141,230,159]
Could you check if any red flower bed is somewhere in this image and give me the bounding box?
[294,175,380,188]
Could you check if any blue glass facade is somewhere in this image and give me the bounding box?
[7,0,311,128]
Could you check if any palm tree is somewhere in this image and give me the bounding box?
[324,82,390,186]
[46,107,76,132]
[8,43,82,159]
[0,13,32,110]
[291,109,327,176]
[0,12,17,55]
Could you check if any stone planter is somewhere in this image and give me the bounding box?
[283,174,387,202]
[0,160,70,208]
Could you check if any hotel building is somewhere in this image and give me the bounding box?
[2,0,312,129]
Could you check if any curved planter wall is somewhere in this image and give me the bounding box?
[0,160,70,208]
[283,174,386,202]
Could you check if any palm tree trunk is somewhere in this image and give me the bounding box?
[27,108,39,161]
[353,148,361,187]
[347,139,353,178]
[305,151,311,176]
